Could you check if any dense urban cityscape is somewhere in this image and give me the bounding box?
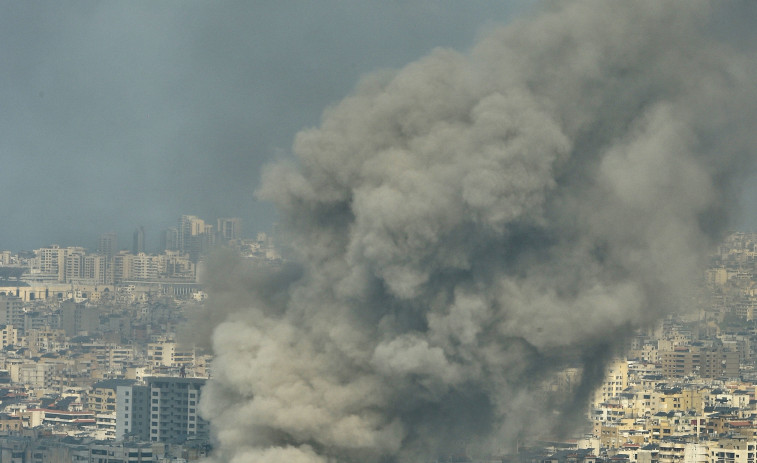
[1,221,757,462]
[0,214,279,462]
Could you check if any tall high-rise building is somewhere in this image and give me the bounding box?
[161,227,179,252]
[36,245,62,275]
[34,245,87,283]
[98,232,118,284]
[178,215,204,252]
[82,254,109,284]
[113,252,164,282]
[116,377,208,443]
[63,249,84,282]
[217,217,242,242]
[178,215,213,262]
[130,253,159,280]
[113,251,132,283]
[98,232,118,260]
[133,226,145,254]
[116,384,150,441]
[35,245,66,282]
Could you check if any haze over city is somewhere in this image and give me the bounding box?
[3,2,757,463]
[0,1,536,252]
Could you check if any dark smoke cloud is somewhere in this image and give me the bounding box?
[198,1,757,462]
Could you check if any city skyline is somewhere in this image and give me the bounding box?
[1,213,248,254]
[3,2,757,462]
[4,1,757,252]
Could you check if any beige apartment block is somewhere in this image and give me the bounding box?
[17,362,58,390]
[647,417,675,444]
[708,438,757,463]
[592,358,628,407]
[24,327,66,354]
[147,341,195,370]
[87,379,135,414]
[0,414,22,432]
[659,346,739,379]
[595,417,647,449]
[0,324,18,349]
[657,440,687,463]
[655,388,704,413]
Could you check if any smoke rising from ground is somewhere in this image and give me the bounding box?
[198,1,757,462]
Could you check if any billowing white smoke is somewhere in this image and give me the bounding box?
[198,1,757,462]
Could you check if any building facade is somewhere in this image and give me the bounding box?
[116,377,207,443]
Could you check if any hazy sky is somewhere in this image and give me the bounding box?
[0,1,535,252]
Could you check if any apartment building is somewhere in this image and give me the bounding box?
[0,324,18,349]
[116,376,207,443]
[116,384,150,441]
[593,358,629,406]
[0,294,24,330]
[88,379,136,414]
[147,342,195,370]
[660,346,740,379]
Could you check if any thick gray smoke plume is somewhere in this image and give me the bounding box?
[199,1,757,462]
